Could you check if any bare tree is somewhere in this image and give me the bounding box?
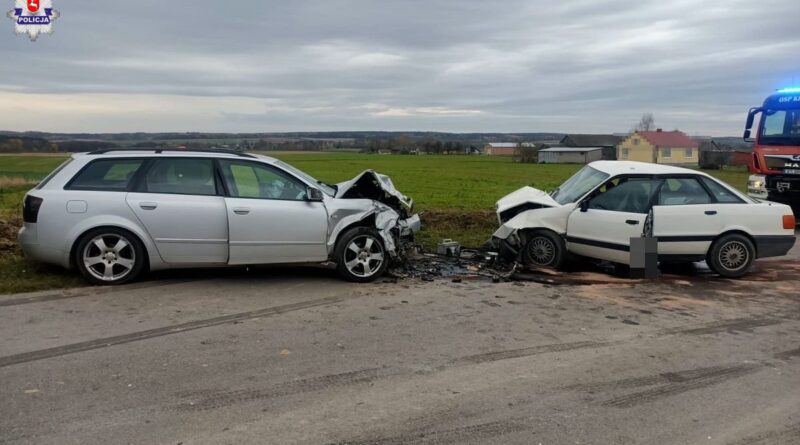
[513,142,539,163]
[635,113,655,131]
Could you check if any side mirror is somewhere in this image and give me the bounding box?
[743,107,761,143]
[307,187,324,201]
[579,200,589,212]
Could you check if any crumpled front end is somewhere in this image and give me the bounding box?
[491,187,571,261]
[336,170,414,216]
[328,170,420,261]
[496,186,560,224]
[374,206,421,258]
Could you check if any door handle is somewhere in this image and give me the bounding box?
[625,219,639,225]
[233,207,250,215]
[705,210,717,215]
[139,202,158,210]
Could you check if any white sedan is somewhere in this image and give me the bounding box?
[493,161,796,278]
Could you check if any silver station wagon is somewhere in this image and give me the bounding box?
[19,149,420,284]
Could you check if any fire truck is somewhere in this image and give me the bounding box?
[744,88,800,217]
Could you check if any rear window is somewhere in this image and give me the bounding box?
[36,158,73,189]
[66,159,144,191]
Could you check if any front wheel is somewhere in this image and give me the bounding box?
[522,230,566,269]
[74,228,146,285]
[334,227,389,282]
[706,234,755,279]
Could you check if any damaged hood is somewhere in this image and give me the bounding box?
[496,186,560,214]
[336,170,413,212]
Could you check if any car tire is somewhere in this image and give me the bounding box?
[706,233,755,279]
[74,227,146,285]
[522,230,565,269]
[335,227,389,283]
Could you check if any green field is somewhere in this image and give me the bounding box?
[0,153,750,293]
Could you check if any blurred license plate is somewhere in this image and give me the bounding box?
[785,169,800,175]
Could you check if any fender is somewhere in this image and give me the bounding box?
[63,214,166,271]
[493,205,574,242]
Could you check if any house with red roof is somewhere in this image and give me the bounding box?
[616,129,699,165]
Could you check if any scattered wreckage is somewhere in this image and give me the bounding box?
[403,161,795,284]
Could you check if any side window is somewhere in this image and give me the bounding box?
[66,159,144,191]
[588,178,657,214]
[220,161,308,201]
[658,177,711,205]
[700,177,744,203]
[143,158,217,196]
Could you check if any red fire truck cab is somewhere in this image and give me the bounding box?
[744,88,800,217]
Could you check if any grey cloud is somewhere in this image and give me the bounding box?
[0,0,798,133]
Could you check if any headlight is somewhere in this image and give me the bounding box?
[747,175,766,190]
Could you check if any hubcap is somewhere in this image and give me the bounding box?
[719,241,748,271]
[529,237,555,265]
[344,235,384,278]
[83,234,136,282]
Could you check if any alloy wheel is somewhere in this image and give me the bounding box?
[82,233,136,282]
[719,240,749,271]
[529,236,555,265]
[343,235,385,278]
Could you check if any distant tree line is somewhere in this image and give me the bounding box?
[361,136,477,154]
[0,135,57,153]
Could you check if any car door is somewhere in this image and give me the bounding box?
[652,176,727,257]
[566,177,658,264]
[126,157,229,264]
[218,159,328,265]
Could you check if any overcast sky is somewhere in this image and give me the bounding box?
[1,0,798,135]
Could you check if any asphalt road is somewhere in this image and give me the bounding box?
[1,245,799,444]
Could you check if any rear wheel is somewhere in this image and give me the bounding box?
[75,228,146,285]
[706,233,755,279]
[522,230,565,269]
[335,227,388,282]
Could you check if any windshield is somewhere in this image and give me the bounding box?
[550,166,609,205]
[759,108,800,146]
[275,160,336,196]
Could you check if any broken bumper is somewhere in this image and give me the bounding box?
[375,210,421,258]
[399,214,421,236]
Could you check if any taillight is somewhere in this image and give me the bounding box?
[22,195,43,223]
[783,215,796,229]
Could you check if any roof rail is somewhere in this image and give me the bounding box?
[85,147,256,158]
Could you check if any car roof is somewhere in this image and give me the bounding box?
[588,160,710,177]
[71,150,280,164]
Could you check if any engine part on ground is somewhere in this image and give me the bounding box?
[436,239,461,257]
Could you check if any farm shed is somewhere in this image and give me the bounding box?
[559,134,623,160]
[484,142,518,156]
[538,146,603,164]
